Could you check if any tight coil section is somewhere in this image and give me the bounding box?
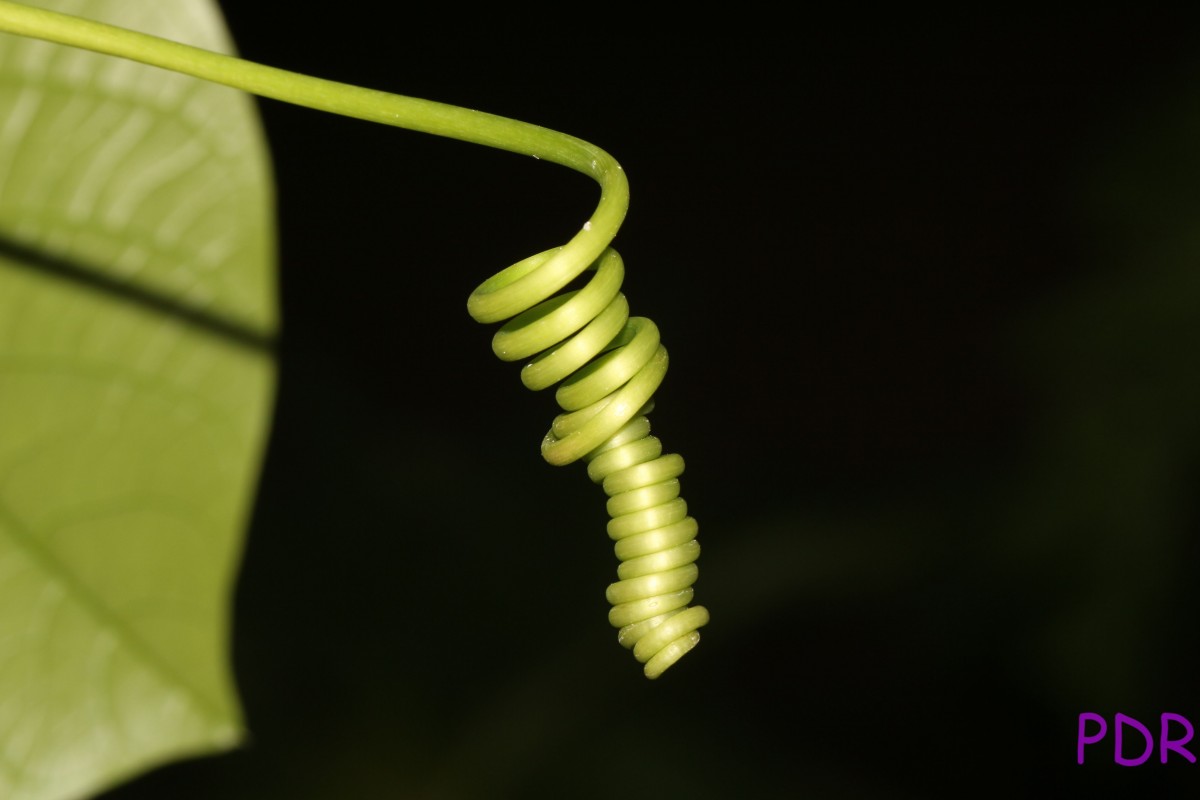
[586,413,710,678]
[468,240,709,679]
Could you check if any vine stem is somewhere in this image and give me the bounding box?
[0,0,711,679]
[0,0,628,318]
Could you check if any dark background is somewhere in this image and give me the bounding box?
[104,6,1200,799]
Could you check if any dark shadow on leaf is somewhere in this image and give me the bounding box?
[0,234,275,352]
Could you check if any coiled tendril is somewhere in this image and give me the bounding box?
[0,0,709,678]
[467,151,709,679]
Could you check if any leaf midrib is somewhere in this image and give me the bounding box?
[0,496,228,725]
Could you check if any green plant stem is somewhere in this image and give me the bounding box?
[0,1,711,680]
[0,0,628,281]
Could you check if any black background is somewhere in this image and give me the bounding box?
[102,6,1200,799]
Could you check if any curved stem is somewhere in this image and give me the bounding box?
[0,1,709,680]
[0,0,628,252]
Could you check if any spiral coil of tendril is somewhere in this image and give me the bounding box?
[0,0,708,677]
[466,155,709,679]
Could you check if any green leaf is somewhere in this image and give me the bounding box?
[0,2,276,798]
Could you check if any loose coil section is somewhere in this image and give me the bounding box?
[468,242,709,679]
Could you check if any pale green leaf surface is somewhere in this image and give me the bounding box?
[0,1,275,798]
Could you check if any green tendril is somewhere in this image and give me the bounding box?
[0,0,708,678]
